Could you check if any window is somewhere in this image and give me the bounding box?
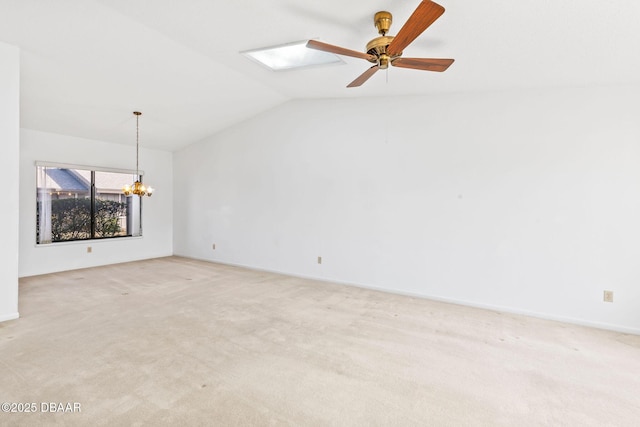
[36,164,142,244]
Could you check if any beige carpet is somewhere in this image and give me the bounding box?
[1,256,639,426]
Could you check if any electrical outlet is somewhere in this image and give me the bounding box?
[317,256,322,264]
[212,243,216,250]
[87,246,92,254]
[603,290,614,303]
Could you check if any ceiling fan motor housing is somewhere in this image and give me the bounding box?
[366,36,399,69]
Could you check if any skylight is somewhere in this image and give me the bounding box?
[241,40,343,71]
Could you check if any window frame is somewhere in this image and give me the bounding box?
[35,161,145,245]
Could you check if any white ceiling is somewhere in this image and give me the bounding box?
[1,0,639,151]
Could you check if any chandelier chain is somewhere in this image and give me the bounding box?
[136,112,140,176]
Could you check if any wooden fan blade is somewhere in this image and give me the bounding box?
[392,57,454,72]
[387,1,445,57]
[306,40,375,61]
[347,65,379,88]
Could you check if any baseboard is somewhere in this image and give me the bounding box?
[0,312,19,323]
[344,283,640,336]
[19,252,174,278]
[413,294,640,336]
[174,254,640,336]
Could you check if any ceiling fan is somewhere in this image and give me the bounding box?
[306,0,454,88]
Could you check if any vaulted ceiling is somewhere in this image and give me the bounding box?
[1,0,639,151]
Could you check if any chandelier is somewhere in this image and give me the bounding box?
[123,111,154,197]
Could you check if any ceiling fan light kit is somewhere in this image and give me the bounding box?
[306,0,454,87]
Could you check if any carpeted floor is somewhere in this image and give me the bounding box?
[1,256,639,426]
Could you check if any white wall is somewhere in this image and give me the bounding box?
[19,129,173,277]
[0,42,20,322]
[174,85,640,334]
